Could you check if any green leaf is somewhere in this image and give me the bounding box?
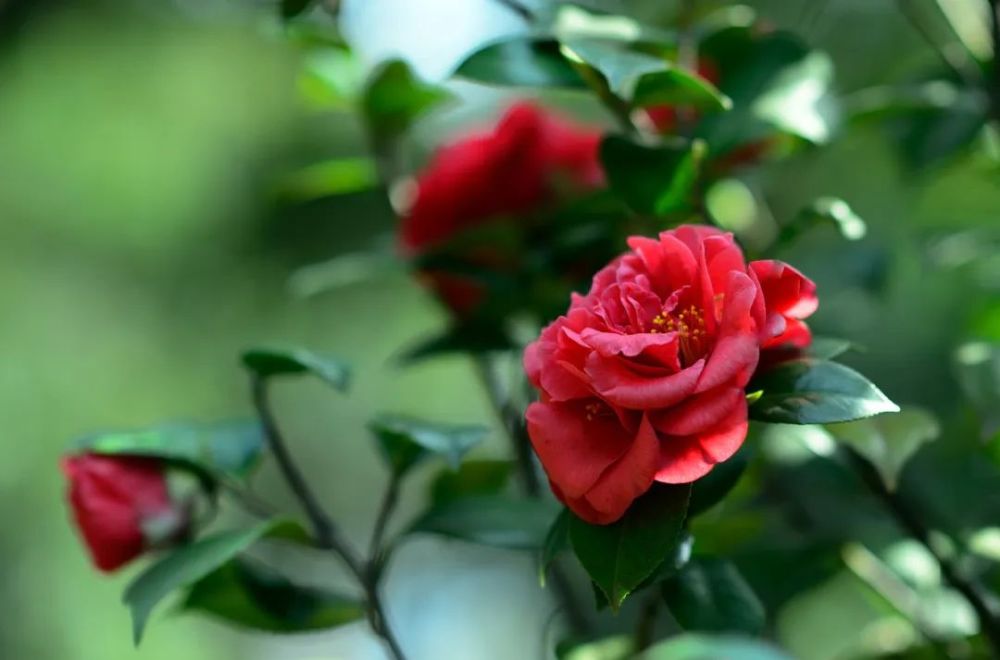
[430,460,512,505]
[454,37,585,88]
[539,509,570,586]
[600,135,705,215]
[363,59,452,144]
[642,633,793,660]
[688,451,749,517]
[182,558,363,633]
[568,483,691,610]
[562,39,730,111]
[370,414,488,477]
[241,346,350,392]
[826,407,940,489]
[558,635,636,660]
[751,51,837,144]
[397,323,515,364]
[409,495,558,550]
[289,250,404,298]
[76,421,265,481]
[791,197,867,241]
[748,359,899,425]
[281,0,314,20]
[125,521,286,644]
[661,558,765,634]
[274,157,378,202]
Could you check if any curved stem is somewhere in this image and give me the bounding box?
[250,375,408,660]
[844,447,1000,655]
[369,472,402,560]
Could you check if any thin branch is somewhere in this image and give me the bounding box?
[895,0,982,87]
[843,447,1000,655]
[250,375,408,660]
[369,472,402,560]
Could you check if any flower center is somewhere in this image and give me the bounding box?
[649,304,708,365]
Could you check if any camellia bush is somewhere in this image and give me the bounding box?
[57,1,1000,659]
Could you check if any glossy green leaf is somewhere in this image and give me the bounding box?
[409,495,558,550]
[751,51,837,144]
[569,483,691,610]
[827,407,940,489]
[183,558,363,633]
[748,359,899,425]
[454,37,584,88]
[76,421,265,480]
[539,509,570,586]
[661,558,765,634]
[370,414,488,477]
[241,346,350,392]
[642,633,793,660]
[430,459,512,505]
[600,135,705,215]
[125,521,286,644]
[562,39,730,111]
[806,337,853,360]
[688,451,749,517]
[362,59,452,144]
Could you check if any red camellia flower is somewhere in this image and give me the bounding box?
[62,454,185,572]
[524,225,816,524]
[399,102,603,315]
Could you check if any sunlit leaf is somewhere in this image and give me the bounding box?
[954,341,1000,441]
[749,359,899,424]
[569,483,691,610]
[828,407,939,489]
[790,197,867,241]
[274,157,378,202]
[751,52,837,144]
[642,633,793,659]
[558,635,635,660]
[76,421,265,481]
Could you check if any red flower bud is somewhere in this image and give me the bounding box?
[61,454,185,572]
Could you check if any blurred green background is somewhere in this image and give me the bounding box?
[1,0,998,658]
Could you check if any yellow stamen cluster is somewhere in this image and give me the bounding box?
[649,305,708,364]
[584,402,604,421]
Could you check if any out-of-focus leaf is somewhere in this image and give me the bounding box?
[370,414,488,477]
[827,407,940,489]
[397,323,515,364]
[241,346,350,392]
[562,39,730,111]
[553,4,644,42]
[954,341,1000,441]
[125,521,290,644]
[789,197,867,241]
[430,459,512,505]
[749,359,899,424]
[76,421,265,481]
[642,633,793,659]
[933,0,994,62]
[454,37,584,88]
[539,509,570,586]
[688,450,749,516]
[289,250,404,298]
[409,495,558,550]
[183,558,363,633]
[806,337,854,360]
[844,81,987,123]
[274,157,378,202]
[600,135,705,215]
[558,635,635,660]
[362,59,452,144]
[661,557,765,634]
[751,52,837,144]
[281,0,314,20]
[569,483,691,611]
